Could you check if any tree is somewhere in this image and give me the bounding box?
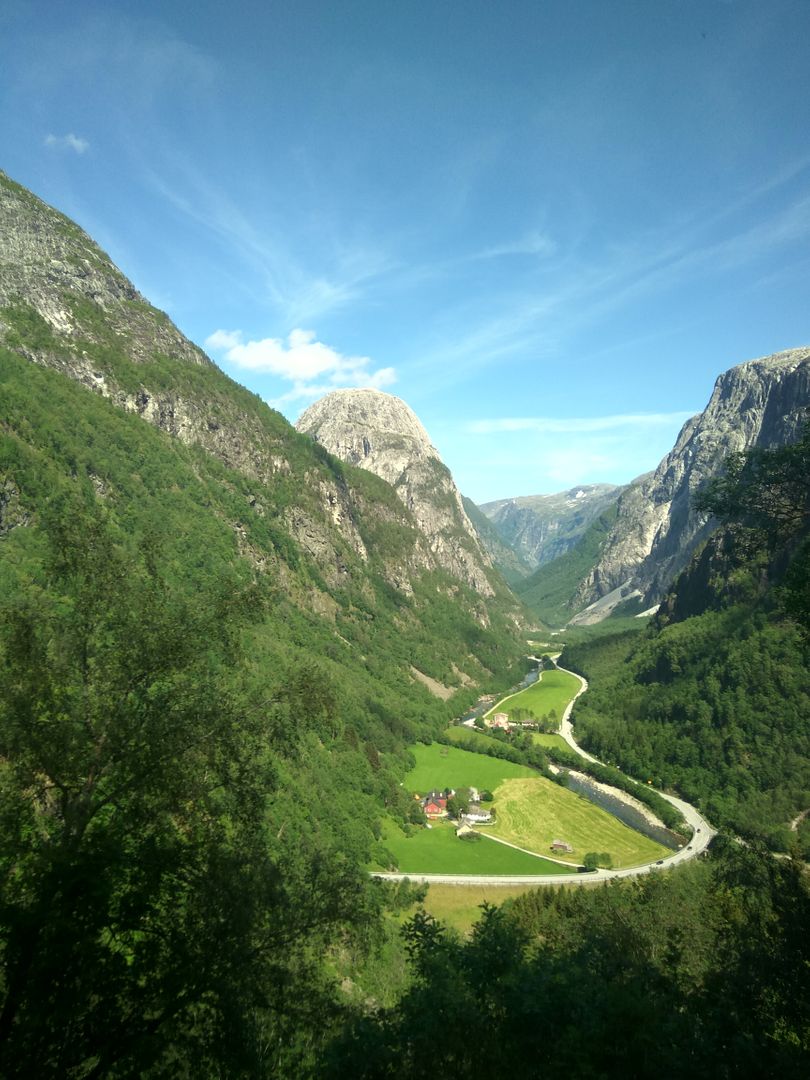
[695,421,810,630]
[695,421,810,540]
[0,502,368,1077]
[445,787,472,819]
[583,852,613,869]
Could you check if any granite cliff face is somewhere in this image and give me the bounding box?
[572,348,810,622]
[479,484,624,570]
[296,388,497,596]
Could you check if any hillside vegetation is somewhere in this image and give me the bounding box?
[0,174,533,1075]
[561,428,810,850]
[516,505,618,626]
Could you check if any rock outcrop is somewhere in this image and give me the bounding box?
[296,388,496,595]
[571,348,810,622]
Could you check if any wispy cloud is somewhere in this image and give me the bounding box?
[440,408,700,501]
[468,411,696,434]
[44,132,89,154]
[473,230,557,260]
[141,158,395,324]
[413,158,810,389]
[205,327,396,408]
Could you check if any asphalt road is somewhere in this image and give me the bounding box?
[372,661,716,887]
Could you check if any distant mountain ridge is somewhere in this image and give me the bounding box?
[479,483,625,570]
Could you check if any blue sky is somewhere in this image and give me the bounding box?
[2,1,809,502]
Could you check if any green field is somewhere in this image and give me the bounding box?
[414,883,542,933]
[531,733,572,752]
[486,668,582,722]
[400,740,666,874]
[404,741,535,793]
[378,819,572,876]
[489,777,669,868]
[446,726,573,756]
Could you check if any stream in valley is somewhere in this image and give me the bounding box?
[561,771,684,850]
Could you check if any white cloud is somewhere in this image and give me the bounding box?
[205,327,396,406]
[467,411,696,435]
[44,132,89,154]
[204,328,243,351]
[476,230,558,260]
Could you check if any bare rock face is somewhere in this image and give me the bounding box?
[572,347,810,622]
[296,388,496,595]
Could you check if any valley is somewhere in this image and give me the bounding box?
[1,167,808,1076]
[373,652,713,888]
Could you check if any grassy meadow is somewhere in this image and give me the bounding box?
[489,777,669,868]
[485,668,582,721]
[378,819,571,876]
[531,733,572,752]
[416,883,542,933]
[404,741,535,793]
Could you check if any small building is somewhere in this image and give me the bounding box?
[550,839,573,853]
[421,789,449,817]
[464,803,492,824]
[487,711,511,730]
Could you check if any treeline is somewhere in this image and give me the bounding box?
[445,727,685,832]
[330,841,810,1078]
[561,427,810,851]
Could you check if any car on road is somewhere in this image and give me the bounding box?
[656,859,664,865]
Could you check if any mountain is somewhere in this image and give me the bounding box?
[479,483,624,570]
[460,495,534,585]
[0,165,535,851]
[570,348,810,623]
[514,505,620,628]
[0,169,524,658]
[296,388,504,598]
[561,422,810,849]
[0,168,539,1069]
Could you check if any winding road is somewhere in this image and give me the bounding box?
[373,660,716,887]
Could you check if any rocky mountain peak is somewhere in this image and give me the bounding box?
[297,388,497,596]
[297,388,439,485]
[0,171,210,375]
[571,346,810,622]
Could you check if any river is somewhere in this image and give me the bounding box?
[561,771,684,851]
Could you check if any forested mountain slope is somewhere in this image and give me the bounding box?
[0,171,531,1074]
[560,428,810,850]
[0,169,525,683]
